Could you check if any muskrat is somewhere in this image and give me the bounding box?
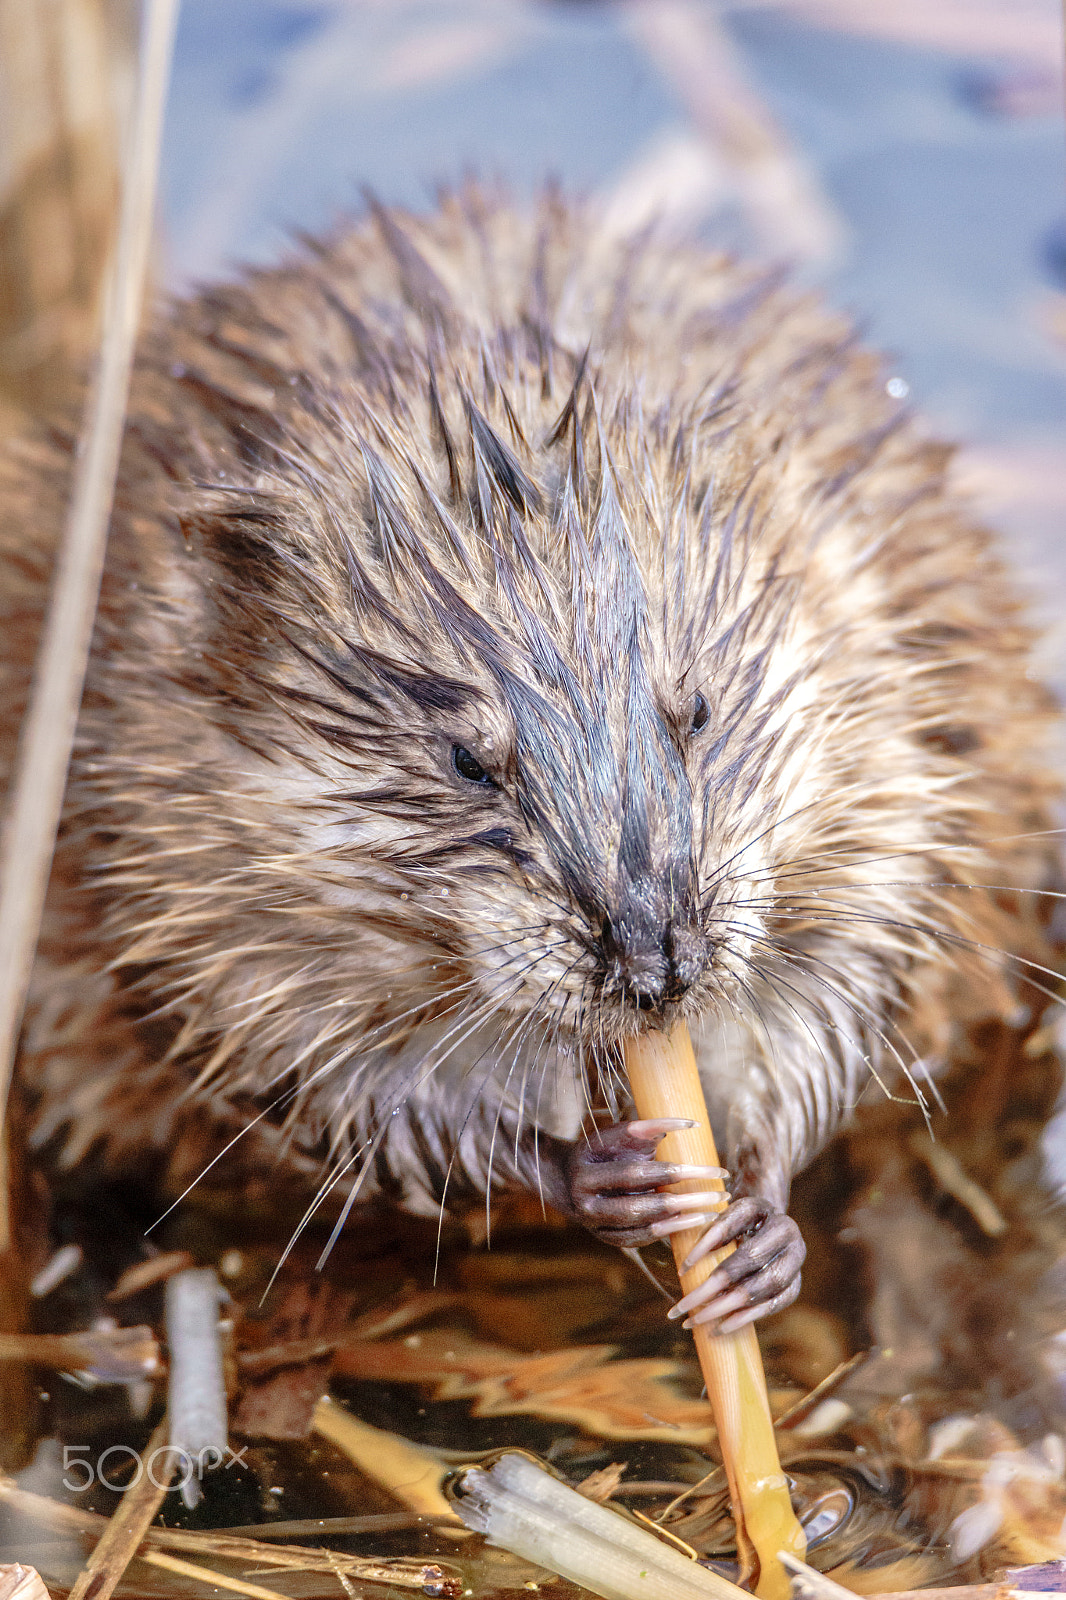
[1,191,1062,1338]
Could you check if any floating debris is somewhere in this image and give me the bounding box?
[0,1566,50,1600]
[454,1451,744,1600]
[0,1326,158,1384]
[165,1268,227,1510]
[106,1250,195,1303]
[29,1246,82,1300]
[311,1395,457,1523]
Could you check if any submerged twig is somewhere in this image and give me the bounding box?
[137,1550,293,1600]
[165,1267,227,1510]
[0,1476,457,1592]
[0,1327,159,1383]
[238,1337,339,1375]
[654,1465,729,1524]
[311,1395,457,1521]
[66,1417,177,1600]
[907,1132,1008,1237]
[209,1514,457,1538]
[774,1350,871,1430]
[107,1250,194,1302]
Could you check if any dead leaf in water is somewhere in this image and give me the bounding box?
[333,1328,717,1442]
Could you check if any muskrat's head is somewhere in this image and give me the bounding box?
[160,358,802,1062]
[81,204,1006,1146]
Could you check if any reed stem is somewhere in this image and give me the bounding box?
[624,1020,806,1600]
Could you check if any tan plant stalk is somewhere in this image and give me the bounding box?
[624,1020,806,1600]
[0,0,179,1140]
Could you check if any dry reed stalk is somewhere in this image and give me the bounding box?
[135,1551,293,1600]
[0,1565,50,1600]
[311,1396,457,1523]
[0,1476,453,1590]
[66,1417,176,1600]
[0,0,178,1141]
[0,1325,158,1379]
[0,1119,34,1473]
[624,1021,806,1600]
[0,0,135,412]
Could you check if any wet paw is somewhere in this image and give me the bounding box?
[666,1195,806,1334]
[564,1118,729,1249]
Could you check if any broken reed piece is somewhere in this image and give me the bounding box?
[0,1325,159,1382]
[623,1021,806,1600]
[312,1396,458,1524]
[0,1566,51,1600]
[454,1451,745,1600]
[165,1268,228,1511]
[66,1417,177,1600]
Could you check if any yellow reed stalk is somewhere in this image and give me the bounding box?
[624,1021,805,1600]
[311,1396,455,1522]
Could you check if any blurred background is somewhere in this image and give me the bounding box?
[1,0,1064,669]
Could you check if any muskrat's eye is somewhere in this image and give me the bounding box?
[452,744,493,786]
[690,692,710,735]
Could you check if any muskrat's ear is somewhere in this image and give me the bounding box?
[178,492,301,589]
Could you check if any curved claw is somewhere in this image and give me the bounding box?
[563,1119,729,1249]
[667,1196,806,1334]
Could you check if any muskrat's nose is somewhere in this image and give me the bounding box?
[622,968,666,1012]
[613,920,702,1016]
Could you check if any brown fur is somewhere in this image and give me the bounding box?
[1,192,1061,1249]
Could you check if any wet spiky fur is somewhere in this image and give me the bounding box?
[1,191,1061,1230]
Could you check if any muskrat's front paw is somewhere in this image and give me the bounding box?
[565,1118,729,1248]
[667,1197,806,1334]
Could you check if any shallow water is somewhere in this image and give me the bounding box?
[0,1223,1062,1595]
[3,1033,1066,1596]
